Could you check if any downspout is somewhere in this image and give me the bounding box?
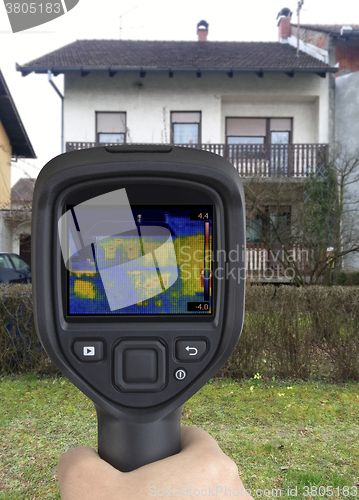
[47,70,64,153]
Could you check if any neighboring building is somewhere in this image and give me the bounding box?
[11,177,35,210]
[10,178,36,264]
[336,70,359,270]
[17,18,338,281]
[0,69,36,261]
[291,23,359,74]
[283,18,359,270]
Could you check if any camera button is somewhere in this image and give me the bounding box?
[73,340,104,361]
[114,340,166,392]
[175,340,207,361]
[175,369,187,381]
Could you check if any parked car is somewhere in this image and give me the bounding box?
[0,253,31,284]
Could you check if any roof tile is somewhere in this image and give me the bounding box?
[19,39,334,73]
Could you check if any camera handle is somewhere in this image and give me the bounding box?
[95,404,183,472]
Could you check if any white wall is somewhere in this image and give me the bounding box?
[64,70,331,145]
[0,211,13,252]
[335,71,359,270]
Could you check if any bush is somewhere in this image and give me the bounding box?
[1,284,358,381]
[0,284,58,375]
[335,270,359,286]
[219,285,359,382]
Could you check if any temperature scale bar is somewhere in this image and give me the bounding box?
[204,221,210,301]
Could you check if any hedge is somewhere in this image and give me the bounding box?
[0,285,58,375]
[218,285,359,381]
[1,284,359,381]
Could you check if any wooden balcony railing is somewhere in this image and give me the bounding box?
[246,242,310,281]
[66,142,329,178]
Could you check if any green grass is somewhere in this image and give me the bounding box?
[0,374,358,499]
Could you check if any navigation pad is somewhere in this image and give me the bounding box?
[114,340,166,392]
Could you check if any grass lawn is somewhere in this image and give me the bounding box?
[0,374,358,499]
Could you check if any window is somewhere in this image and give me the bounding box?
[270,119,291,144]
[226,118,292,145]
[226,118,266,160]
[271,131,290,144]
[0,254,12,270]
[269,209,291,244]
[226,118,266,145]
[96,112,126,144]
[270,119,291,173]
[171,112,201,145]
[9,254,31,273]
[246,216,263,243]
[226,118,292,167]
[246,207,291,244]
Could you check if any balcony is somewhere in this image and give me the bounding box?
[66,142,328,178]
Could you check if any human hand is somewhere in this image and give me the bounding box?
[57,426,254,499]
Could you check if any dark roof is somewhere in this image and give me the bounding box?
[11,178,35,204]
[16,39,337,76]
[292,24,359,36]
[0,70,36,158]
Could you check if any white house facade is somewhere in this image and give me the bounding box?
[63,70,331,148]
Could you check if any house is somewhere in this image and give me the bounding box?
[17,14,338,281]
[0,69,35,262]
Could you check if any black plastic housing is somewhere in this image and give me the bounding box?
[32,145,246,470]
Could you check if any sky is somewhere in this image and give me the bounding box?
[1,0,359,186]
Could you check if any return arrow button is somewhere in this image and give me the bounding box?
[176,340,207,361]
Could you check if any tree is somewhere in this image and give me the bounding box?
[244,143,359,285]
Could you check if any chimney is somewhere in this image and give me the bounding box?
[277,8,292,42]
[197,20,209,41]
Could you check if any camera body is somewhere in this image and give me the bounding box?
[32,145,245,471]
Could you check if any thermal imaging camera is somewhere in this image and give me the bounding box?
[32,145,245,472]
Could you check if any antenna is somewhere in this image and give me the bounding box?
[296,0,304,56]
[119,6,137,40]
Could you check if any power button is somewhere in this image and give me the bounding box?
[175,369,187,381]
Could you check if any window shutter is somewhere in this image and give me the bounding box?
[226,118,266,136]
[97,113,126,133]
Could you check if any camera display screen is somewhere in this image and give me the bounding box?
[63,200,213,316]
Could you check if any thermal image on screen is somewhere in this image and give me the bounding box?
[67,206,212,315]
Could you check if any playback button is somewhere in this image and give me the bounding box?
[73,340,104,362]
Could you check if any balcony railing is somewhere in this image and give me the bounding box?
[66,142,329,178]
[246,242,310,281]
